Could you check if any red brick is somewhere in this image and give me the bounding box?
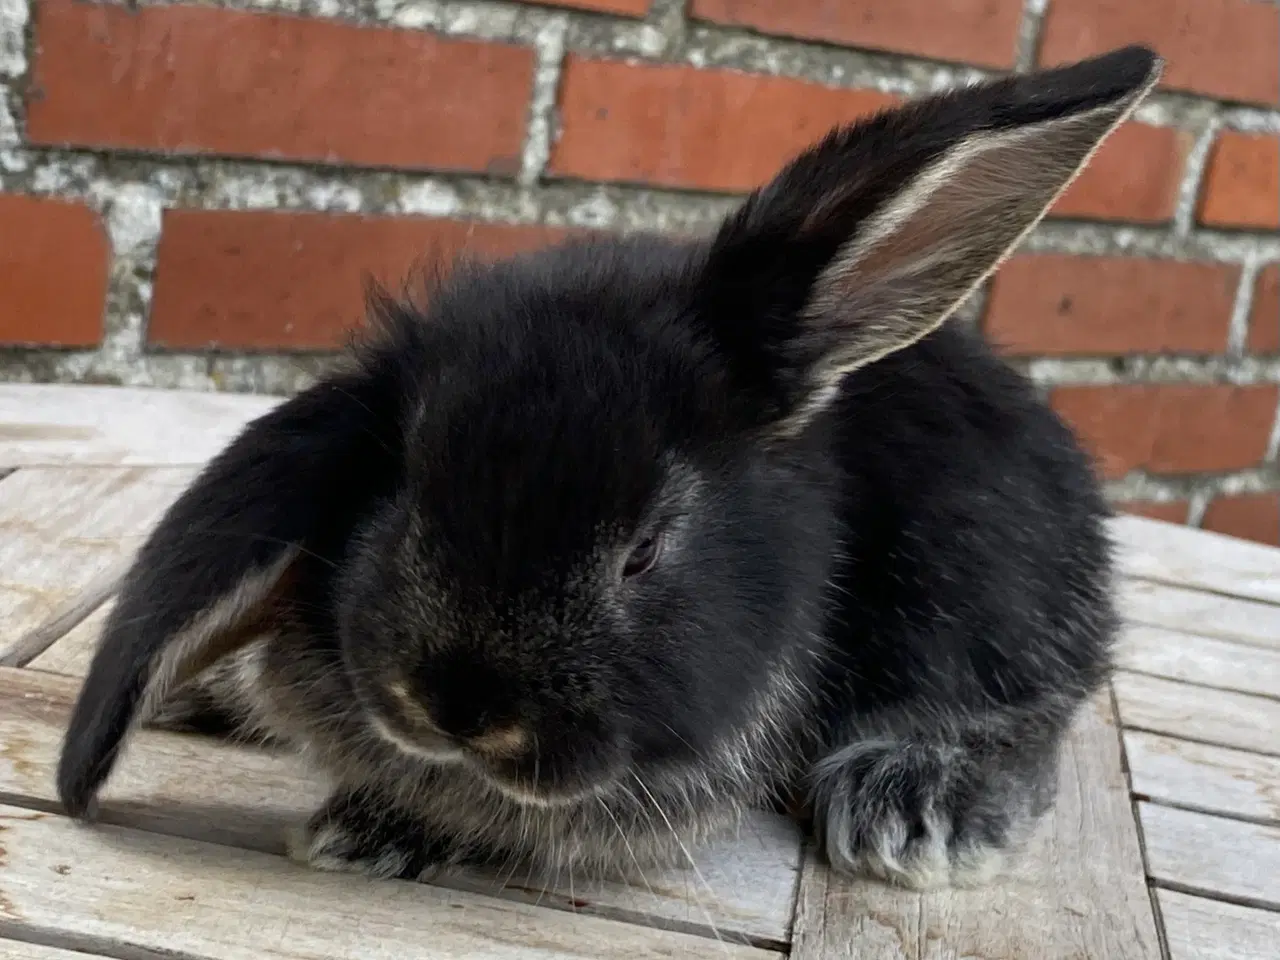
[0,194,108,347]
[1050,123,1190,224]
[689,0,1022,69]
[1197,132,1280,231]
[548,56,896,192]
[1201,493,1280,546]
[148,210,570,350]
[985,256,1239,356]
[1248,265,1279,354]
[1039,0,1279,106]
[1050,385,1278,479]
[1115,500,1191,524]
[518,0,648,12]
[27,0,533,174]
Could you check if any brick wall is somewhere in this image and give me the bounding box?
[0,0,1278,545]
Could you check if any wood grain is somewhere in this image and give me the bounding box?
[789,694,1162,960]
[0,941,113,960]
[0,562,122,669]
[1115,625,1280,699]
[0,802,779,960]
[1113,673,1280,757]
[1118,578,1280,652]
[1140,802,1280,910]
[26,599,114,676]
[0,384,278,467]
[0,667,802,947]
[0,467,193,662]
[1112,515,1280,605]
[1124,730,1280,824]
[1157,888,1280,960]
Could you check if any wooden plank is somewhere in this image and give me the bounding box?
[0,941,115,960]
[0,467,194,663]
[1111,515,1280,606]
[26,599,113,676]
[0,804,778,960]
[0,667,801,948]
[1157,888,1280,960]
[1115,625,1280,699]
[0,564,121,670]
[0,383,278,467]
[1140,802,1280,910]
[1113,673,1280,757]
[789,694,1161,960]
[1125,731,1280,824]
[1118,578,1280,653]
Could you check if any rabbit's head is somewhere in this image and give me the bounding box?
[58,46,1161,816]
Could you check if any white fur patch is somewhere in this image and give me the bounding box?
[286,820,409,878]
[367,714,465,764]
[138,549,297,724]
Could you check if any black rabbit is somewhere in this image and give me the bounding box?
[58,46,1162,890]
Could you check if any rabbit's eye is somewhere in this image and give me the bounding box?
[622,531,664,579]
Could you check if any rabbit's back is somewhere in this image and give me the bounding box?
[819,321,1115,733]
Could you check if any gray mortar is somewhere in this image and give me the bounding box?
[1226,260,1266,358]
[1,0,1279,513]
[518,14,567,185]
[1013,0,1049,73]
[0,0,24,147]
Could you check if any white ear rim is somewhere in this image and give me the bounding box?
[136,546,299,724]
[770,67,1161,439]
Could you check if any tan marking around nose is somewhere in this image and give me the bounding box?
[387,680,444,731]
[468,724,529,758]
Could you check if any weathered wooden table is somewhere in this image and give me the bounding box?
[0,383,1276,960]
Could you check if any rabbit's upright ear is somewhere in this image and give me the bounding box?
[56,320,414,819]
[696,46,1163,433]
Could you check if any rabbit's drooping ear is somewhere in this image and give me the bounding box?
[56,343,408,819]
[697,46,1163,433]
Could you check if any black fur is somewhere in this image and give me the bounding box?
[57,47,1161,888]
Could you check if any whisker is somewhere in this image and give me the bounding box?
[631,773,731,954]
[596,796,662,911]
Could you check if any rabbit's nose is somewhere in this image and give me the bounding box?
[411,651,526,746]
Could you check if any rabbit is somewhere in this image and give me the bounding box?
[57,45,1162,892]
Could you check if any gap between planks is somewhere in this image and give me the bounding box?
[1107,683,1173,960]
[1118,578,1280,655]
[1112,515,1280,606]
[1156,888,1280,960]
[1140,802,1280,913]
[0,383,279,468]
[20,600,1186,956]
[5,465,1269,957]
[0,563,122,669]
[24,597,118,676]
[0,666,801,952]
[0,936,120,960]
[0,801,778,960]
[0,466,195,664]
[1114,625,1280,702]
[788,692,1163,960]
[1112,672,1280,759]
[1123,731,1280,827]
[1,667,1166,958]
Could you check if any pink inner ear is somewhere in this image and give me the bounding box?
[805,106,1132,379]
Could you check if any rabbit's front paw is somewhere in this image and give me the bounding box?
[287,787,453,881]
[810,740,1051,890]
